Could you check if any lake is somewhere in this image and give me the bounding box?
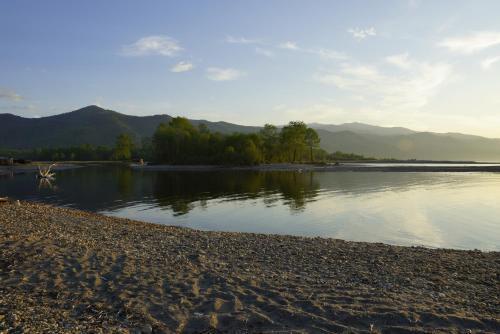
[1,165,499,251]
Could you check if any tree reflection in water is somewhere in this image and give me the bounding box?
[152,171,320,215]
[2,166,464,215]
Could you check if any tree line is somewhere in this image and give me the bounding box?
[0,117,376,164]
[151,117,324,165]
[0,138,153,162]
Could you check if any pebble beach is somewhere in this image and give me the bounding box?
[0,201,498,333]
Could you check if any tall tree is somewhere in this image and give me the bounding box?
[259,124,280,162]
[280,121,307,162]
[305,128,320,162]
[113,133,134,160]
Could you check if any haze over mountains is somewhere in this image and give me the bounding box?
[2,105,500,161]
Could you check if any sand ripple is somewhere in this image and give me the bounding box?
[0,202,498,333]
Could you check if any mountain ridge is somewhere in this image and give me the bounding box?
[2,105,500,161]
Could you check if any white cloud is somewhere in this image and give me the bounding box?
[0,88,23,101]
[121,35,183,57]
[278,41,299,50]
[225,35,261,44]
[315,56,453,110]
[255,47,275,58]
[170,61,194,73]
[439,31,500,54]
[228,37,345,61]
[385,53,412,69]
[206,67,245,81]
[308,48,347,60]
[348,27,376,40]
[277,41,346,60]
[481,56,500,70]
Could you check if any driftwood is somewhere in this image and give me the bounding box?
[38,163,57,179]
[38,177,55,190]
[0,197,8,203]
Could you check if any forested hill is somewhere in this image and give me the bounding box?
[2,105,500,161]
[313,129,500,161]
[0,105,259,149]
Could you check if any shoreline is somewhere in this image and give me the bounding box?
[0,163,82,176]
[3,161,500,176]
[131,162,500,173]
[1,201,498,333]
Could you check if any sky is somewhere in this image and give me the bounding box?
[2,0,500,137]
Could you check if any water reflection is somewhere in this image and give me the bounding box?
[152,171,320,215]
[1,166,499,250]
[38,177,56,190]
[0,166,474,213]
[0,167,322,212]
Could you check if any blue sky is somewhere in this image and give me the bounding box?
[2,0,500,136]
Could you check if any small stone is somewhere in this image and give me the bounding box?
[140,324,153,334]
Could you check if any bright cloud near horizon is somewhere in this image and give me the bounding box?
[2,0,500,137]
[170,61,194,73]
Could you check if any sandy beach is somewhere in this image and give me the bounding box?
[0,201,498,333]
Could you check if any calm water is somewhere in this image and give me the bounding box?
[1,165,499,251]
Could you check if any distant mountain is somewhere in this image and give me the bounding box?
[0,105,259,149]
[309,122,415,136]
[2,105,500,161]
[315,129,500,161]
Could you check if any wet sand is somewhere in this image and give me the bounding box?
[0,202,498,333]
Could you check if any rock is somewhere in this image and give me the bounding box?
[140,323,153,334]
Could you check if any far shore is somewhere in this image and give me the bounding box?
[3,161,500,177]
[0,161,125,176]
[131,162,500,173]
[0,201,498,333]
[0,163,83,177]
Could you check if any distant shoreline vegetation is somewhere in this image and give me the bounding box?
[152,118,323,165]
[0,117,379,164]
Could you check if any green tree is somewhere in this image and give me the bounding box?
[259,124,280,162]
[170,117,196,132]
[280,121,307,162]
[113,133,134,160]
[153,117,204,163]
[137,137,154,161]
[305,128,320,162]
[151,118,323,165]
